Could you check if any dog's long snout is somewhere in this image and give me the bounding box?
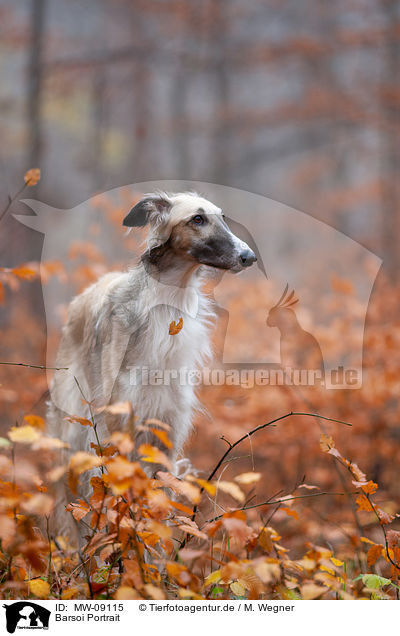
[240,248,257,267]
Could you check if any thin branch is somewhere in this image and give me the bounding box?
[176,411,352,554]
[73,376,104,471]
[0,184,27,224]
[203,491,358,525]
[207,411,351,486]
[0,361,68,371]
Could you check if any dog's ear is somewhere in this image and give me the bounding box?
[123,194,171,227]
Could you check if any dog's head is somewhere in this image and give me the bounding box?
[123,191,257,273]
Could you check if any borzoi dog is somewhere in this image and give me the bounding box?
[47,191,257,538]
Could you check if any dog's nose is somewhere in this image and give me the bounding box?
[240,248,257,267]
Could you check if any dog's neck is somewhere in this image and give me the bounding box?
[141,242,202,289]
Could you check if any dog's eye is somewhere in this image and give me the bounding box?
[191,214,205,225]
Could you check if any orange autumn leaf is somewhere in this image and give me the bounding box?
[367,543,383,566]
[28,578,49,598]
[105,432,134,455]
[281,507,299,520]
[65,415,93,427]
[216,480,245,503]
[320,434,335,452]
[11,265,37,280]
[66,499,91,522]
[376,507,395,525]
[178,524,208,541]
[99,401,133,416]
[24,168,41,186]
[355,494,373,512]
[157,471,201,504]
[170,500,194,516]
[22,494,54,516]
[330,274,354,295]
[192,478,216,496]
[8,425,41,444]
[62,588,79,600]
[234,472,262,485]
[24,414,45,431]
[69,452,102,475]
[138,444,172,470]
[149,427,173,449]
[352,480,378,495]
[169,317,183,335]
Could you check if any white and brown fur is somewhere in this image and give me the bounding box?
[47,191,256,540]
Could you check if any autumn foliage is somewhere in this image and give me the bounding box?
[0,172,400,601]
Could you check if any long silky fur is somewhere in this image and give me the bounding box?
[47,193,217,540]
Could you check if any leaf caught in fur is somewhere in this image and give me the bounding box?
[169,317,183,335]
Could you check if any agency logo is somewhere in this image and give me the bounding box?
[3,602,50,633]
[14,180,381,401]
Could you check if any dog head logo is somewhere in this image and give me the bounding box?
[3,602,50,633]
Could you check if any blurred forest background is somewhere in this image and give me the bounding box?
[1,0,400,264]
[0,0,400,600]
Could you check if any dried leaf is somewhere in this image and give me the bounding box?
[22,494,54,516]
[281,507,299,520]
[169,317,183,335]
[367,544,383,566]
[28,578,50,598]
[8,425,41,444]
[65,415,93,427]
[301,582,326,599]
[234,472,262,485]
[230,580,246,596]
[106,432,134,455]
[24,168,41,186]
[69,452,102,475]
[99,401,133,415]
[217,480,245,503]
[114,586,140,600]
[149,428,173,449]
[66,499,91,522]
[138,444,172,470]
[192,478,216,496]
[320,434,335,452]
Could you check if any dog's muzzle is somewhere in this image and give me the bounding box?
[239,248,257,268]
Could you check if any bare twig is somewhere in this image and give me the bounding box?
[191,411,351,523]
[0,184,27,224]
[206,411,351,487]
[175,411,352,554]
[203,490,359,525]
[0,361,68,370]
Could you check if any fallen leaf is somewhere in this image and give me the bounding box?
[28,578,50,598]
[301,582,326,599]
[230,580,246,596]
